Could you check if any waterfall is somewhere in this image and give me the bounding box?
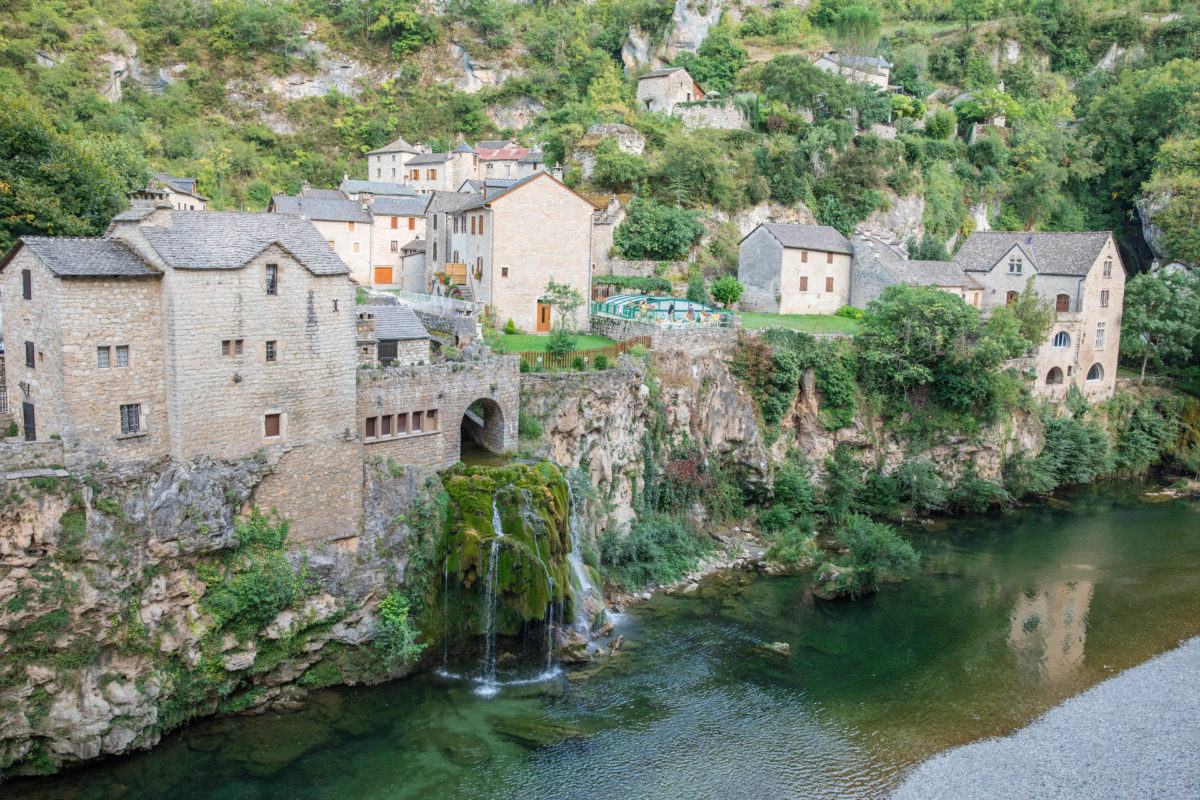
[477,500,505,697]
[442,556,450,669]
[561,468,605,634]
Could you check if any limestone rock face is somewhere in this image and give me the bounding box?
[859,192,926,245]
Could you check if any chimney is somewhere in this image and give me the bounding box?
[301,180,311,196]
[552,163,564,181]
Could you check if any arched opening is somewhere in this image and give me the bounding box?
[1052,331,1070,348]
[1055,294,1071,313]
[1006,290,1019,306]
[1045,367,1064,385]
[1086,363,1104,382]
[459,397,507,464]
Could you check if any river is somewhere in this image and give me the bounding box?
[7,483,1199,799]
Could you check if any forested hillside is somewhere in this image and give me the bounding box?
[2,0,1200,273]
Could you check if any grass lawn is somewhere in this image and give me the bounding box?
[496,333,617,353]
[739,312,860,335]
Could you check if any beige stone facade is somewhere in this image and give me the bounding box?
[637,67,705,113]
[738,224,854,314]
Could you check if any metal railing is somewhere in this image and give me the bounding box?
[390,290,480,317]
[591,301,736,328]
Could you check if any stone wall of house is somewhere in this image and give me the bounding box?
[737,226,785,313]
[677,103,750,131]
[2,251,67,447]
[312,217,370,286]
[0,440,66,471]
[603,259,666,279]
[393,338,431,365]
[356,355,519,468]
[590,314,737,352]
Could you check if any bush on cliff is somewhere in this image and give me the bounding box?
[812,514,919,599]
[600,514,707,591]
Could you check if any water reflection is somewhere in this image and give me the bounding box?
[1008,580,1093,681]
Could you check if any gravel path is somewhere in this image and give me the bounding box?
[891,636,1200,800]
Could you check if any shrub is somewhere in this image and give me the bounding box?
[829,514,919,597]
[600,514,706,591]
[374,591,426,667]
[835,305,863,319]
[546,328,578,354]
[517,410,543,439]
[572,356,586,370]
[594,354,608,370]
[519,359,530,373]
[504,318,518,334]
[949,470,1008,513]
[613,198,705,261]
[765,523,819,565]
[926,107,956,140]
[687,272,710,305]
[710,275,745,307]
[200,510,302,636]
[593,276,673,294]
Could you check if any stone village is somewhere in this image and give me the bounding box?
[0,64,1127,551]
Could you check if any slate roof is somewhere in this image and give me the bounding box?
[111,207,157,222]
[4,237,159,278]
[955,231,1112,277]
[862,235,975,287]
[301,187,346,200]
[140,212,350,275]
[407,152,452,166]
[477,140,515,150]
[452,142,477,154]
[270,194,372,224]
[363,304,429,341]
[426,191,479,214]
[518,149,545,165]
[154,173,207,201]
[751,223,853,255]
[366,136,419,155]
[641,66,688,79]
[400,237,425,252]
[339,179,416,197]
[819,52,893,71]
[370,196,429,217]
[455,171,595,212]
[458,178,519,194]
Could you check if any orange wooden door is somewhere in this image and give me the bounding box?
[375,267,393,284]
[536,303,551,332]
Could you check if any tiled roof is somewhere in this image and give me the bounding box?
[407,152,452,166]
[478,145,529,161]
[339,179,416,197]
[955,231,1112,277]
[7,237,159,278]
[641,67,688,79]
[861,235,972,287]
[140,211,350,275]
[753,223,853,255]
[370,196,429,217]
[366,136,419,155]
[426,191,479,214]
[270,194,372,223]
[400,237,425,252]
[452,142,477,153]
[363,304,429,341]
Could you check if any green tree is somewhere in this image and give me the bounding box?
[374,591,426,666]
[953,0,996,34]
[686,272,710,305]
[613,198,705,260]
[1144,137,1200,265]
[1120,271,1200,383]
[710,275,745,307]
[830,6,881,61]
[540,278,585,352]
[672,22,748,96]
[1009,275,1056,349]
[587,57,628,114]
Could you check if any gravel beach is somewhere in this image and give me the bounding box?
[891,636,1200,800]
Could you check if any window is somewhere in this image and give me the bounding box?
[1052,331,1070,348]
[426,409,437,431]
[391,216,398,229]
[390,240,399,252]
[1103,260,1112,278]
[470,217,476,235]
[1094,322,1106,350]
[265,264,278,296]
[453,250,460,262]
[1100,289,1110,308]
[825,277,834,292]
[264,413,281,438]
[98,347,111,368]
[221,340,230,356]
[397,413,408,434]
[365,417,377,439]
[801,250,808,263]
[376,168,381,178]
[1056,294,1070,313]
[1006,290,1019,306]
[25,341,34,369]
[433,242,437,260]
[412,410,423,432]
[391,168,396,178]
[119,404,141,435]
[347,221,355,233]
[265,340,277,362]
[1046,367,1064,385]
[432,215,437,231]
[222,339,244,356]
[352,242,361,254]
[381,415,392,437]
[428,168,437,180]
[329,240,336,248]
[21,269,31,300]
[454,217,459,234]
[1008,257,1023,274]
[799,276,808,291]
[501,267,509,278]
[826,252,833,264]
[408,218,415,231]
[116,345,129,367]
[1086,363,1104,382]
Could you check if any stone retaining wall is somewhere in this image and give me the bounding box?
[591,315,737,352]
[0,440,65,471]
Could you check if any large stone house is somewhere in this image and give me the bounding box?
[427,172,597,333]
[404,144,479,194]
[850,233,984,308]
[738,224,853,314]
[0,203,362,542]
[955,231,1125,400]
[146,173,207,210]
[636,66,705,113]
[365,135,421,183]
[813,52,892,88]
[476,140,530,179]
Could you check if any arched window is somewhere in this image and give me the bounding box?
[1052,331,1070,348]
[1006,290,1019,306]
[1055,294,1070,312]
[1046,367,1064,385]
[1086,363,1104,382]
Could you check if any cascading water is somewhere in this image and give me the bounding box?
[441,556,450,669]
[477,500,507,696]
[559,467,606,633]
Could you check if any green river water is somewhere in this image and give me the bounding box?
[7,483,1200,799]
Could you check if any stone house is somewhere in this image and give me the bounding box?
[476,140,530,179]
[268,190,373,284]
[516,147,547,178]
[850,233,984,308]
[955,231,1126,401]
[366,135,421,183]
[0,203,363,543]
[404,144,479,194]
[738,224,853,314]
[398,237,427,293]
[591,196,624,276]
[813,52,893,88]
[368,196,429,287]
[356,304,431,367]
[145,173,207,210]
[428,172,597,333]
[636,66,705,113]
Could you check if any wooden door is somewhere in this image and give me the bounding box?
[1055,294,1070,313]
[22,403,35,442]
[375,267,393,285]
[536,303,551,332]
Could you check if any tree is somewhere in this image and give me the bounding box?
[686,272,710,305]
[613,199,705,260]
[1009,275,1056,349]
[541,277,584,336]
[587,56,628,114]
[671,22,747,96]
[1144,137,1200,266]
[1120,271,1200,383]
[925,107,956,140]
[953,0,996,34]
[830,6,881,61]
[813,514,919,598]
[710,275,745,307]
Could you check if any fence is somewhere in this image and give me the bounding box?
[510,336,651,371]
[389,290,480,317]
[591,301,736,328]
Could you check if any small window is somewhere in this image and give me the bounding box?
[408,218,415,231]
[397,413,408,434]
[391,168,396,178]
[453,217,459,234]
[381,415,392,437]
[391,216,399,229]
[348,221,355,233]
[264,413,281,438]
[433,242,438,260]
[365,417,377,439]
[1103,260,1112,278]
[1086,363,1104,382]
[470,217,476,235]
[825,277,834,292]
[1009,257,1023,274]
[799,276,808,291]
[236,340,244,356]
[826,252,833,264]
[502,267,509,278]
[1100,289,1110,308]
[412,410,423,432]
[1095,322,1106,350]
[115,345,129,368]
[376,168,381,178]
[21,269,31,300]
[1006,291,1019,306]
[390,240,399,252]
[265,340,277,362]
[25,341,34,369]
[433,215,437,231]
[97,346,111,369]
[353,242,361,254]
[119,404,141,435]
[429,168,437,180]
[801,250,808,263]
[426,409,437,431]
[329,240,336,249]
[1052,331,1070,348]
[265,264,279,296]
[221,340,231,356]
